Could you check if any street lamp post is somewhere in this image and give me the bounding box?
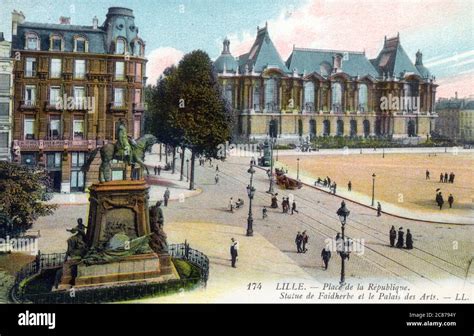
[246,163,256,236]
[337,203,351,286]
[186,159,189,182]
[371,173,376,206]
[297,157,300,181]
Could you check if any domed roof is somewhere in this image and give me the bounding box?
[214,38,238,73]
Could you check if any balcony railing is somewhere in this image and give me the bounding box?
[304,103,315,113]
[20,100,38,109]
[73,72,86,80]
[25,70,36,77]
[14,139,98,151]
[264,103,277,113]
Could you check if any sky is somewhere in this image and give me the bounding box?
[0,0,473,98]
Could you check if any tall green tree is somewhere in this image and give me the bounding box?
[172,50,233,189]
[0,162,57,235]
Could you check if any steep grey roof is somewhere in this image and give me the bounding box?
[13,22,107,53]
[371,36,421,77]
[238,26,289,74]
[286,48,379,77]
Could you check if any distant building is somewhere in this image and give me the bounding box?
[0,32,13,161]
[435,94,474,143]
[214,25,438,143]
[10,7,147,193]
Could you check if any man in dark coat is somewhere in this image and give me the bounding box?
[230,238,238,268]
[163,188,170,206]
[321,247,331,270]
[406,229,413,249]
[301,231,309,253]
[396,227,404,248]
[348,181,352,191]
[377,202,382,217]
[439,173,444,183]
[291,201,299,214]
[295,232,303,253]
[389,225,396,247]
[425,170,430,180]
[436,192,444,210]
[444,172,448,183]
[448,194,454,208]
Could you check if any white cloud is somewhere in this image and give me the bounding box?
[146,47,184,86]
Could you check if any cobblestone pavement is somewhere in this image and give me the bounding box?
[32,150,473,300]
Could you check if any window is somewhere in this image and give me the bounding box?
[71,152,85,168]
[74,86,85,108]
[224,84,232,106]
[74,36,87,53]
[0,103,8,120]
[135,63,142,82]
[49,86,60,105]
[134,116,141,139]
[49,116,61,139]
[115,61,125,80]
[25,85,36,106]
[264,78,277,111]
[134,89,141,104]
[304,81,315,111]
[331,82,342,111]
[47,152,61,168]
[51,35,62,51]
[0,74,10,94]
[253,84,260,111]
[133,41,143,56]
[114,88,124,107]
[50,58,62,78]
[25,58,37,77]
[358,84,368,112]
[116,38,126,54]
[71,152,85,191]
[0,132,8,148]
[24,117,35,139]
[73,117,84,140]
[74,60,86,79]
[26,33,39,50]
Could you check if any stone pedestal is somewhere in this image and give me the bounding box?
[57,179,179,290]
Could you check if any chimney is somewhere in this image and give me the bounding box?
[59,16,71,25]
[11,10,25,36]
[333,54,342,73]
[92,16,99,29]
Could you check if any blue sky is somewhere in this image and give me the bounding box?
[1,0,472,97]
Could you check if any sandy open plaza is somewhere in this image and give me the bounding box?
[278,151,473,221]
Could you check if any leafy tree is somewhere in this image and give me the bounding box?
[0,161,57,235]
[172,50,233,189]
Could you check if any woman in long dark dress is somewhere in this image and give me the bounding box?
[405,229,413,249]
[396,227,404,248]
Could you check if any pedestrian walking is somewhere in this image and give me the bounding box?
[396,227,404,248]
[262,207,268,219]
[154,166,158,175]
[291,200,299,214]
[332,182,337,194]
[348,180,352,191]
[271,194,279,208]
[215,174,219,184]
[229,197,234,213]
[444,172,448,183]
[389,225,396,247]
[230,238,239,268]
[377,202,382,217]
[295,232,303,253]
[406,229,413,249]
[436,192,444,210]
[448,194,454,208]
[439,173,444,183]
[163,187,170,207]
[301,231,309,253]
[425,170,430,180]
[216,165,219,172]
[451,173,456,183]
[157,165,161,175]
[321,247,331,270]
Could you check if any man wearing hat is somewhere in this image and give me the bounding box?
[396,227,404,248]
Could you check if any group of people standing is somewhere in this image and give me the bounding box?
[295,231,309,253]
[435,191,454,210]
[389,226,413,249]
[315,176,337,194]
[438,171,456,184]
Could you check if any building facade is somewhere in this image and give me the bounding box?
[435,97,474,143]
[215,25,438,143]
[0,33,13,161]
[10,7,147,193]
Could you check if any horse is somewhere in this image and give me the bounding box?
[83,134,157,182]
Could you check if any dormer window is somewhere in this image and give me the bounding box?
[25,32,39,50]
[50,34,63,51]
[116,38,126,55]
[133,41,143,57]
[74,36,88,53]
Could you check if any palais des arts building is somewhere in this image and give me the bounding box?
[10,7,146,193]
[214,24,438,143]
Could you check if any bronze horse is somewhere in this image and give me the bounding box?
[83,134,157,182]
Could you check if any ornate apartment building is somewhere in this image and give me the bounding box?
[0,33,13,161]
[436,96,474,143]
[10,7,147,193]
[215,24,438,143]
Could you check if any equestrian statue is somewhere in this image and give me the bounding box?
[83,119,157,182]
